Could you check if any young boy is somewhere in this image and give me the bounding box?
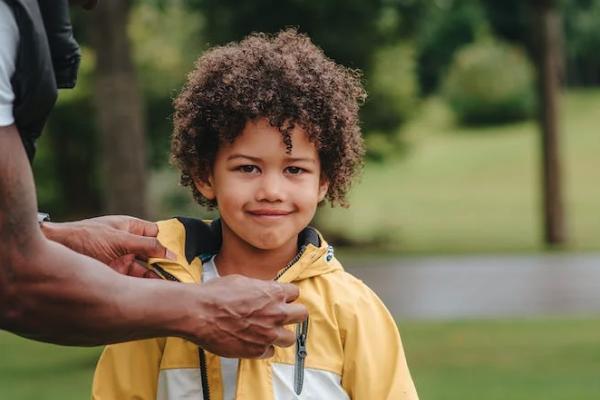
[92,29,418,400]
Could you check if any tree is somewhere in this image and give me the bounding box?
[531,0,566,244]
[482,0,566,245]
[89,0,148,218]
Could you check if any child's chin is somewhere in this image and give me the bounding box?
[250,239,287,251]
[248,233,294,251]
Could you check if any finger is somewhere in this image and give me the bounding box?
[89,215,129,230]
[275,282,300,302]
[258,345,275,359]
[108,254,136,275]
[120,234,176,261]
[127,218,159,237]
[271,327,296,348]
[143,269,162,279]
[108,256,161,279]
[130,260,162,279]
[280,302,308,325]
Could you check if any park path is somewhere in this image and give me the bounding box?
[345,252,600,319]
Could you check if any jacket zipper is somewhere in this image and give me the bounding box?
[151,264,180,282]
[274,245,306,280]
[154,243,313,400]
[198,348,211,400]
[294,317,309,395]
[151,264,211,400]
[274,245,309,396]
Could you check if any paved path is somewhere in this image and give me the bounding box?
[345,252,600,319]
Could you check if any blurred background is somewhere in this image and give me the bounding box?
[2,0,600,398]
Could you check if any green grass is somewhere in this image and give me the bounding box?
[317,89,600,253]
[2,318,600,399]
[401,318,600,400]
[0,332,101,400]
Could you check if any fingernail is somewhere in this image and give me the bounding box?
[166,249,177,261]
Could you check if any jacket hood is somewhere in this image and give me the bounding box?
[151,217,342,283]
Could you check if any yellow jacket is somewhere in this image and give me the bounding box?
[92,218,418,400]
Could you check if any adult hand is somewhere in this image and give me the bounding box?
[184,275,308,358]
[41,215,175,278]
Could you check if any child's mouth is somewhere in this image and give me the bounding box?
[246,209,293,218]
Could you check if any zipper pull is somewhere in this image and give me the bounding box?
[294,318,309,395]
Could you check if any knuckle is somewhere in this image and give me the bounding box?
[271,305,287,324]
[263,328,279,344]
[252,345,268,358]
[150,237,163,252]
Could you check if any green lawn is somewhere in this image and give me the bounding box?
[402,318,600,400]
[2,318,600,399]
[317,89,600,253]
[0,333,101,400]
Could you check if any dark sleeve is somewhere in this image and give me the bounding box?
[0,1,18,127]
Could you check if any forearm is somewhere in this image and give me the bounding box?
[0,124,203,345]
[2,235,203,345]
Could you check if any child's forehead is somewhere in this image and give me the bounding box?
[220,118,318,157]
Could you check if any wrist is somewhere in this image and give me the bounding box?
[170,284,213,342]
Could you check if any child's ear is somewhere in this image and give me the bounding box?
[318,177,329,202]
[193,175,216,201]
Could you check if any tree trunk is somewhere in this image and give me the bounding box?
[90,0,147,218]
[532,0,566,246]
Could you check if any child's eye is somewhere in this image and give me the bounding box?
[237,165,260,174]
[285,166,305,175]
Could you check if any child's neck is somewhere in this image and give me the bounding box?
[214,221,299,280]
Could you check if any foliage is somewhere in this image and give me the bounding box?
[415,0,485,95]
[187,0,385,70]
[479,0,531,47]
[564,0,600,85]
[362,43,418,152]
[129,2,206,168]
[184,0,415,141]
[442,40,536,125]
[34,48,101,219]
[482,0,600,87]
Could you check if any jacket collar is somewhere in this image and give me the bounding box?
[174,217,341,282]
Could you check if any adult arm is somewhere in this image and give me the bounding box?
[0,125,307,354]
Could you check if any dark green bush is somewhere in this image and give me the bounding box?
[564,0,600,86]
[415,0,484,95]
[442,40,536,125]
[362,44,418,133]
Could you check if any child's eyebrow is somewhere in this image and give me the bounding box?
[227,154,316,163]
[227,154,261,162]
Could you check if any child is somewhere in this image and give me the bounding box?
[92,29,418,400]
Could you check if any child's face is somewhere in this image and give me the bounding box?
[194,118,328,250]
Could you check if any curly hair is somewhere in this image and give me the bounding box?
[171,29,366,207]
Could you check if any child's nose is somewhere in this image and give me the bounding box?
[255,172,286,202]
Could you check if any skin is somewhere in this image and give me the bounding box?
[41,215,175,279]
[194,118,328,280]
[0,124,307,357]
